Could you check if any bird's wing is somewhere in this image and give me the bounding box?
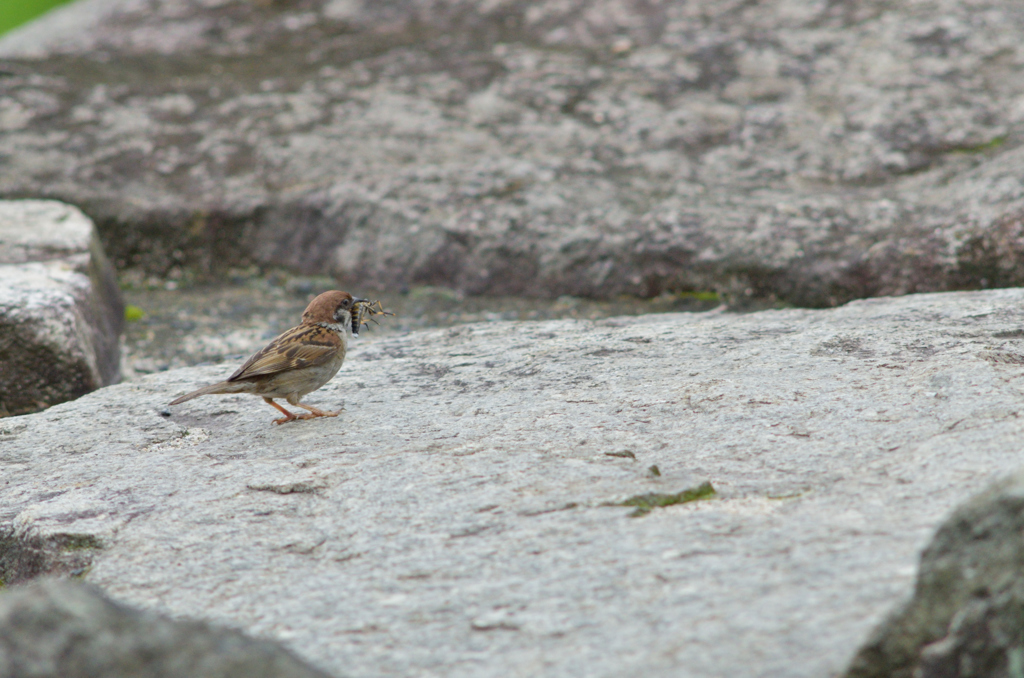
[228,324,342,381]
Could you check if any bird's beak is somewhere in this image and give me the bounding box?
[351,299,369,337]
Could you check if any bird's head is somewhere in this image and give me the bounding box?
[302,291,368,335]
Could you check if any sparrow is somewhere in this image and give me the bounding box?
[170,290,378,425]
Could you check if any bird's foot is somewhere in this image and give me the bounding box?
[272,414,297,425]
[295,407,340,420]
[265,398,299,424]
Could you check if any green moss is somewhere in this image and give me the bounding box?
[58,534,103,551]
[618,481,716,517]
[647,464,661,477]
[124,304,146,321]
[677,290,721,302]
[951,136,1007,154]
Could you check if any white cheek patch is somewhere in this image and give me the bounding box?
[317,321,348,335]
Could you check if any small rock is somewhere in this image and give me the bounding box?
[844,468,1024,678]
[0,579,336,678]
[0,201,123,416]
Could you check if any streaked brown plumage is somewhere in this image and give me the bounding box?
[169,290,365,424]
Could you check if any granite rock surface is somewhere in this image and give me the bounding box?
[5,289,1024,676]
[0,578,336,678]
[845,468,1024,678]
[2,0,1024,303]
[0,200,123,416]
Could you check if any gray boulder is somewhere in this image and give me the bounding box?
[0,200,123,416]
[845,470,1024,678]
[6,288,1024,677]
[1,0,1024,303]
[0,578,336,678]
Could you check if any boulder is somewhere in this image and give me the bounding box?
[0,200,123,416]
[0,578,336,678]
[1,1,1023,304]
[845,469,1024,678]
[5,288,1024,676]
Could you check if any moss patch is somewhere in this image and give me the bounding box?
[57,534,104,551]
[677,290,721,302]
[124,304,146,321]
[0,528,102,586]
[951,135,1006,154]
[617,481,716,517]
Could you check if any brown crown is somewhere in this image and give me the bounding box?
[301,290,354,324]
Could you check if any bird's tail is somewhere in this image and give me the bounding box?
[169,380,249,406]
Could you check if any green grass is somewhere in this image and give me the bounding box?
[0,0,77,36]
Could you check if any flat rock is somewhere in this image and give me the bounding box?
[2,0,1024,303]
[0,200,123,416]
[5,288,1024,676]
[0,578,335,678]
[845,468,1024,678]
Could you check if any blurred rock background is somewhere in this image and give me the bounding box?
[3,0,1024,308]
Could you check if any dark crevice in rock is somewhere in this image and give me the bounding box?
[0,528,101,586]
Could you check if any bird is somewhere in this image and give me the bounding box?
[169,290,372,425]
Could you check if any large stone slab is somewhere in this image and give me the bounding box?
[0,200,123,416]
[0,578,335,678]
[5,288,1024,676]
[1,0,1023,304]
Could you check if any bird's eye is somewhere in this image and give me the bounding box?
[341,299,351,309]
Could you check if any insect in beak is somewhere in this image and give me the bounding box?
[351,299,395,337]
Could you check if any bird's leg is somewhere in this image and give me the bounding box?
[291,401,340,420]
[293,404,340,420]
[264,397,298,425]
